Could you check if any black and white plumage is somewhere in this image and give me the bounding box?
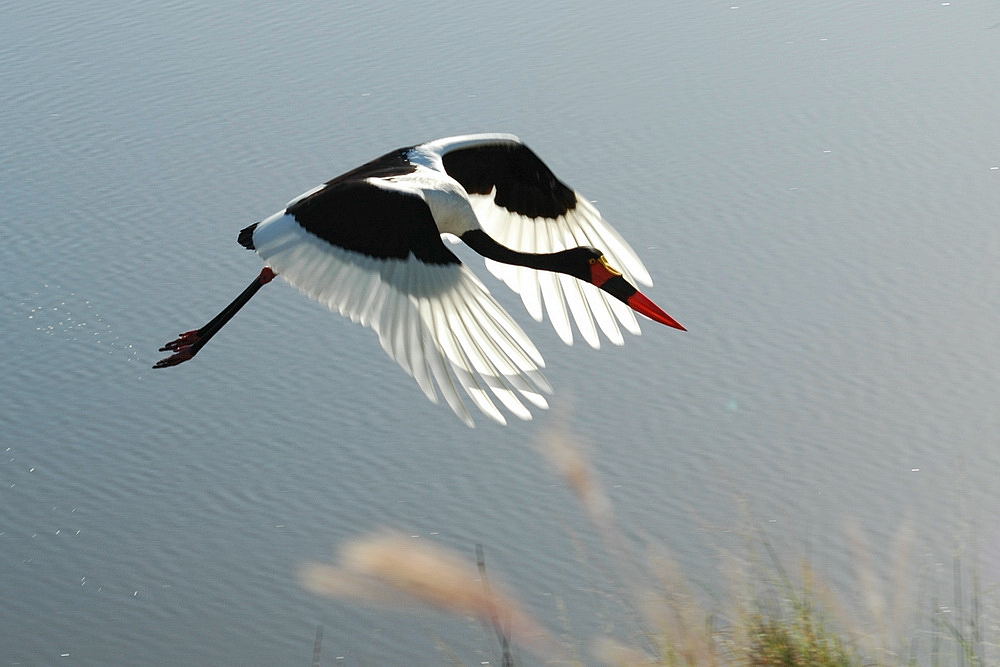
[155,133,684,426]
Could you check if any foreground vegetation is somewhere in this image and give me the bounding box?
[302,427,991,665]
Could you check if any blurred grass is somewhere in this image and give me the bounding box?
[303,423,991,666]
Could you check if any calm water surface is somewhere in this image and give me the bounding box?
[3,1,1000,664]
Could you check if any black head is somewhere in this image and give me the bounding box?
[552,246,604,281]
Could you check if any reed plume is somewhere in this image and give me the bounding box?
[300,532,558,659]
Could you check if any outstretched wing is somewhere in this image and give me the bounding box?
[250,176,551,427]
[427,133,653,349]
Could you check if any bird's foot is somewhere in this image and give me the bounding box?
[153,330,202,368]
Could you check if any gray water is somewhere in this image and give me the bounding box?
[3,1,1000,664]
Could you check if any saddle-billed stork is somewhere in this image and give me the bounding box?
[155,134,684,426]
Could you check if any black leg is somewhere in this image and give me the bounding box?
[154,267,276,368]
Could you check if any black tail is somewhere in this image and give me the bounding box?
[238,223,258,250]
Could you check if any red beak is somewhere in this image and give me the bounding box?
[589,257,686,331]
[627,290,686,331]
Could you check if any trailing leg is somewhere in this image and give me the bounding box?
[153,267,276,368]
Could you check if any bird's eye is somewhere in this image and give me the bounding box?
[588,258,596,264]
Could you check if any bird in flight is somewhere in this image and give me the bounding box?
[155,134,684,426]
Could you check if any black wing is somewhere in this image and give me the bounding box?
[439,140,577,219]
[286,172,459,266]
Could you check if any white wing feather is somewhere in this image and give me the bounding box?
[253,212,551,427]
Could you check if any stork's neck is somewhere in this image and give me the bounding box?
[460,229,578,275]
